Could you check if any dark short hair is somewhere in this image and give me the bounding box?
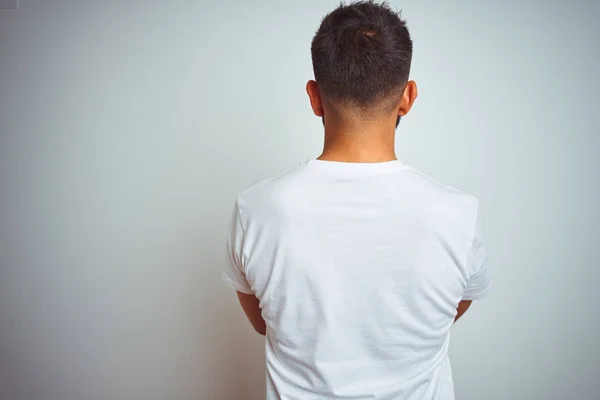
[311,1,412,111]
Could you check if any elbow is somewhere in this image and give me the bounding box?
[254,322,266,336]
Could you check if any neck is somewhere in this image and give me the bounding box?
[318,118,398,163]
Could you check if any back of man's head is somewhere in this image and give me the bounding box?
[311,1,413,117]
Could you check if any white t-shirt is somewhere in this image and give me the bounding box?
[223,159,491,400]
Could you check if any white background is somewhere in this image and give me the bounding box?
[1,1,599,399]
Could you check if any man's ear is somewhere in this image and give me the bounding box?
[306,80,324,117]
[398,80,418,117]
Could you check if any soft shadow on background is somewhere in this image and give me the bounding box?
[1,1,599,399]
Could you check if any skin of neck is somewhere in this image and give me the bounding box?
[318,112,399,163]
[306,79,418,164]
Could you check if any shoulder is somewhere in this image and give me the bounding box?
[403,165,479,210]
[236,162,310,215]
[400,166,480,233]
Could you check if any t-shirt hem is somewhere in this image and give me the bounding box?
[462,282,492,300]
[221,270,254,294]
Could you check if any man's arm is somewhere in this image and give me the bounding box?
[237,291,266,335]
[456,205,491,322]
[454,299,472,322]
[224,200,265,335]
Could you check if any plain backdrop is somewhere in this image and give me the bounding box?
[1,1,599,399]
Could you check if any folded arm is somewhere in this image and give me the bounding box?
[237,291,266,335]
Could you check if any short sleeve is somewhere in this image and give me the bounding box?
[222,199,253,294]
[463,210,492,300]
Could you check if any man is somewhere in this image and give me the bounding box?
[222,1,491,399]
